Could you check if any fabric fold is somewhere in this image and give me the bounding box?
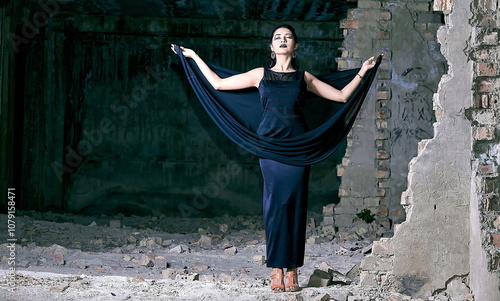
[174,44,381,166]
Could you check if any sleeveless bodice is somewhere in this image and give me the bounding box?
[257,69,308,138]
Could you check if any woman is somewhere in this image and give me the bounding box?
[172,24,377,292]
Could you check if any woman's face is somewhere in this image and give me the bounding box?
[270,27,298,55]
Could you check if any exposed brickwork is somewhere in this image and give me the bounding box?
[334,1,393,230]
[468,0,500,276]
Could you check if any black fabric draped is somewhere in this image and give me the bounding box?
[174,44,381,166]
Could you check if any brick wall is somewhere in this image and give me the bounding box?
[334,0,445,231]
[468,0,500,274]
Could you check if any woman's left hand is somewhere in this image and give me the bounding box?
[361,56,377,71]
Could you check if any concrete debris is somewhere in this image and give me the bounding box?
[223,246,237,255]
[70,259,87,269]
[168,244,189,253]
[0,211,423,300]
[308,269,332,287]
[252,255,266,265]
[50,285,69,292]
[138,238,155,247]
[175,273,199,281]
[154,256,167,269]
[162,268,187,280]
[219,224,229,233]
[308,262,352,287]
[131,253,155,267]
[199,235,212,245]
[307,235,319,244]
[52,252,65,265]
[218,272,232,282]
[315,293,330,301]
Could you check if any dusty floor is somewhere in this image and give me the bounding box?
[0,211,449,300]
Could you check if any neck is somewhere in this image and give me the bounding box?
[272,55,294,71]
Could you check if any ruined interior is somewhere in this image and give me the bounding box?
[1,0,499,300]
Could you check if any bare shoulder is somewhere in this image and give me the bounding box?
[248,67,264,77]
[303,71,317,82]
[247,67,264,87]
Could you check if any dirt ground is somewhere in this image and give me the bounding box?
[0,211,426,300]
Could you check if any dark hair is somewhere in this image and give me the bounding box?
[268,24,299,69]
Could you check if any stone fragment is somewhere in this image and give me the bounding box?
[307,269,332,287]
[50,285,69,292]
[168,244,189,254]
[162,268,187,280]
[132,276,145,282]
[315,294,330,301]
[218,272,232,282]
[323,216,335,226]
[175,273,199,281]
[109,220,121,228]
[317,262,352,285]
[88,221,97,227]
[70,259,87,270]
[132,253,154,267]
[361,244,373,254]
[127,236,137,244]
[199,235,212,245]
[322,225,336,239]
[307,235,318,244]
[288,295,305,301]
[123,255,133,262]
[252,255,266,265]
[139,238,155,247]
[330,269,352,285]
[224,246,237,255]
[245,240,259,245]
[323,204,335,216]
[199,274,216,282]
[69,281,84,289]
[52,253,65,265]
[219,224,229,233]
[154,256,167,269]
[162,239,173,246]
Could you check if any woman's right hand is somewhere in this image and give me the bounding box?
[170,44,197,59]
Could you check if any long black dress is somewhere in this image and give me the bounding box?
[257,69,310,268]
[173,45,380,268]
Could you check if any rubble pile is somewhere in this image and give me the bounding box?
[0,210,459,300]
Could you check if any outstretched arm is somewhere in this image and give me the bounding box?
[171,44,263,90]
[305,56,378,103]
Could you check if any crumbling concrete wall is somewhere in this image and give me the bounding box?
[355,0,500,299]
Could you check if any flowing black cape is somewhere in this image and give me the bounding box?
[174,45,381,166]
